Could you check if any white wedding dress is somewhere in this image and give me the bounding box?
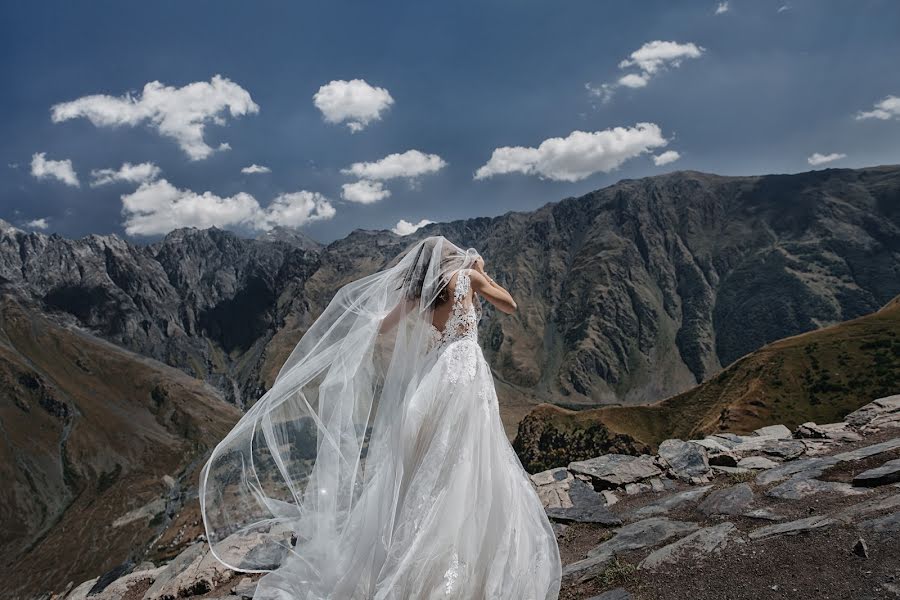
[201,238,561,600]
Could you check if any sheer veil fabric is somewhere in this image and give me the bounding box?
[199,235,562,599]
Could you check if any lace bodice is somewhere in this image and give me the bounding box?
[428,269,481,354]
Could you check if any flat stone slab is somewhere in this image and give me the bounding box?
[749,515,835,540]
[767,478,868,500]
[835,493,900,523]
[629,486,713,519]
[587,589,632,600]
[739,456,780,470]
[832,437,900,462]
[658,439,711,482]
[743,508,785,521]
[845,395,900,428]
[859,511,900,532]
[546,502,622,526]
[639,523,743,570]
[586,517,700,562]
[756,457,840,485]
[853,458,900,487]
[753,424,793,439]
[698,483,754,516]
[796,422,862,443]
[569,454,663,489]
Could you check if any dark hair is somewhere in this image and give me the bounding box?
[399,242,451,308]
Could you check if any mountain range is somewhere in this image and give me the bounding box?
[1,164,899,596]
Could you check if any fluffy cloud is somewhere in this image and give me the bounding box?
[392,218,434,236]
[341,150,446,181]
[120,179,334,236]
[715,2,730,14]
[653,150,681,166]
[855,95,900,121]
[24,218,49,230]
[31,152,79,187]
[588,40,705,102]
[341,180,392,204]
[90,162,161,187]
[241,164,271,174]
[474,123,668,182]
[807,152,846,166]
[51,75,259,160]
[313,79,394,132]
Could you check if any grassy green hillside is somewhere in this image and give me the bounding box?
[515,295,900,471]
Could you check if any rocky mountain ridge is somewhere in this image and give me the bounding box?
[39,395,900,600]
[1,165,898,421]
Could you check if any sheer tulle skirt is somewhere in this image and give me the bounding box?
[253,339,562,599]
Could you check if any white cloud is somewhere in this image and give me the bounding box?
[588,40,705,103]
[855,95,900,121]
[653,150,681,166]
[392,218,434,236]
[90,161,161,187]
[51,75,259,160]
[24,218,49,230]
[715,2,729,14]
[807,152,846,166]
[341,180,392,204]
[313,79,394,132]
[474,123,668,182]
[31,152,79,187]
[341,150,446,181]
[777,4,790,12]
[120,179,334,236]
[241,164,271,174]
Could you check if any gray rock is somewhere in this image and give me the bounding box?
[738,456,780,470]
[546,500,622,526]
[561,554,614,580]
[749,515,835,540]
[639,523,743,570]
[853,537,869,558]
[845,395,900,429]
[759,439,807,460]
[767,478,868,500]
[630,486,714,519]
[144,543,234,600]
[568,454,663,489]
[835,493,900,523]
[853,458,900,487]
[753,424,792,439]
[711,465,752,475]
[142,543,206,600]
[698,483,754,516]
[63,578,99,600]
[586,518,700,562]
[795,422,862,442]
[91,567,166,600]
[832,437,900,462]
[232,576,257,599]
[859,512,900,532]
[587,589,632,600]
[755,457,840,485]
[658,439,711,482]
[743,508,785,521]
[624,482,652,495]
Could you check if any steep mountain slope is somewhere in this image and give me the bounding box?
[1,165,898,420]
[0,293,240,599]
[514,294,900,472]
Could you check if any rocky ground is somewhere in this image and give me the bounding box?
[35,394,900,600]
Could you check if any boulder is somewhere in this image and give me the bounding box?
[853,458,900,487]
[639,523,743,570]
[90,567,166,600]
[859,511,900,533]
[832,437,900,462]
[698,483,754,516]
[756,457,840,485]
[767,478,868,500]
[629,486,713,520]
[657,439,711,482]
[568,454,663,489]
[738,456,779,470]
[585,518,699,562]
[845,395,900,430]
[143,544,233,600]
[544,478,621,525]
[749,515,835,540]
[753,424,792,439]
[62,578,99,600]
[795,422,862,443]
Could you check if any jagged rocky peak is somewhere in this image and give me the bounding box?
[256,225,323,251]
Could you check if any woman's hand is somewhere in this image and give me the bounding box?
[473,255,486,274]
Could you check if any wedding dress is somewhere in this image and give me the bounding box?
[199,236,561,599]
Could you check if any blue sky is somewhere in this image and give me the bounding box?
[2,0,899,242]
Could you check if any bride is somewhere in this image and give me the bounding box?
[200,235,562,599]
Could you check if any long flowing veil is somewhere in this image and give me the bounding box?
[199,235,480,577]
